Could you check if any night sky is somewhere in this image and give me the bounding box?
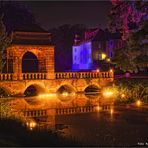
[22,1,112,30]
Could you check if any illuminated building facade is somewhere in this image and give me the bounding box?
[72,28,124,71]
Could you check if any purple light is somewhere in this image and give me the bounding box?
[72,41,92,71]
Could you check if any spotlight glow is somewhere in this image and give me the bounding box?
[110,108,114,114]
[121,93,125,98]
[101,53,106,60]
[102,87,118,98]
[103,90,114,98]
[96,69,100,72]
[110,69,113,73]
[38,93,57,98]
[26,121,37,130]
[62,92,69,96]
[96,106,101,111]
[136,100,142,106]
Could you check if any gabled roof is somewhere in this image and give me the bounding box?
[13,23,49,33]
[12,31,52,45]
[74,28,122,46]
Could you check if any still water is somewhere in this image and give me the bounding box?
[1,94,148,147]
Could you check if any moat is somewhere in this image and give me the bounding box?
[1,94,148,147]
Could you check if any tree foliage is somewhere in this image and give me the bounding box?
[49,24,87,71]
[0,15,11,72]
[109,1,148,73]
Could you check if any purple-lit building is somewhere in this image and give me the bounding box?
[72,28,124,71]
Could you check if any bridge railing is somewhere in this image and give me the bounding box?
[0,73,13,80]
[22,73,46,80]
[55,71,113,79]
[23,109,47,117]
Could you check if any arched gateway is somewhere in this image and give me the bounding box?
[6,31,54,80]
[0,31,114,96]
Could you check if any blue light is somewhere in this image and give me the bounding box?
[72,41,92,71]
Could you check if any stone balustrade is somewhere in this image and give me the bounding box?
[23,109,47,117]
[22,73,46,80]
[55,71,113,79]
[56,106,95,115]
[0,71,113,80]
[0,73,13,80]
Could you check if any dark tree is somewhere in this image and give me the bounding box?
[108,1,148,73]
[0,15,11,73]
[49,24,87,71]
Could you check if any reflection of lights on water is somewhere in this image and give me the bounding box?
[102,87,117,98]
[71,92,76,96]
[96,106,101,111]
[38,93,57,98]
[103,91,114,98]
[26,121,37,130]
[136,100,142,106]
[62,92,69,96]
[110,108,114,114]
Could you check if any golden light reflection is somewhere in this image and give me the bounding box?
[136,100,142,106]
[62,92,69,97]
[102,87,118,98]
[38,93,57,98]
[110,108,114,115]
[96,105,101,112]
[26,121,37,130]
[121,93,125,98]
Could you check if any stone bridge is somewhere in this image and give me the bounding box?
[0,71,113,96]
[0,31,114,97]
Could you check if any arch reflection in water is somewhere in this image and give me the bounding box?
[84,85,101,95]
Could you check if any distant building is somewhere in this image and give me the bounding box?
[72,28,124,71]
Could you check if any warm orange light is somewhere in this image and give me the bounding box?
[96,106,101,111]
[110,69,113,73]
[26,121,37,130]
[121,94,125,98]
[110,108,114,114]
[102,87,118,98]
[62,92,69,96]
[103,90,114,98]
[106,58,111,62]
[101,53,106,60]
[96,69,100,72]
[71,92,76,96]
[38,93,57,98]
[136,100,142,106]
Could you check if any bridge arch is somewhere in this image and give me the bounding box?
[56,84,76,94]
[84,84,101,94]
[22,51,39,73]
[24,83,46,97]
[0,87,11,97]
